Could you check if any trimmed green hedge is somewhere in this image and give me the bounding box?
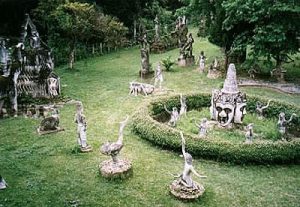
[132,93,300,164]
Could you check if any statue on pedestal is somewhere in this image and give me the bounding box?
[169,132,206,200]
[100,116,132,179]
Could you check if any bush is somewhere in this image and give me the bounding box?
[132,93,300,164]
[161,56,175,71]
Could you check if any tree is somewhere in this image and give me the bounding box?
[223,0,300,81]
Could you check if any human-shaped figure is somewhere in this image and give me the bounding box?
[213,57,219,70]
[277,112,297,139]
[245,123,254,143]
[74,102,92,152]
[0,175,7,190]
[198,51,206,73]
[140,33,149,50]
[183,33,194,57]
[154,62,163,90]
[256,100,271,119]
[164,105,179,127]
[179,132,206,188]
[180,94,187,117]
[195,118,208,137]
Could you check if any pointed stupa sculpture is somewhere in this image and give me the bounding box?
[210,63,247,128]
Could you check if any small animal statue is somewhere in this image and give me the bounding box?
[0,175,7,190]
[129,81,154,96]
[179,94,187,117]
[164,105,179,127]
[178,131,206,188]
[245,123,254,143]
[39,109,59,132]
[256,100,271,119]
[100,115,129,163]
[277,112,297,139]
[195,118,208,137]
[154,62,163,90]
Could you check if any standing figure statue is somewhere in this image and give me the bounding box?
[256,100,271,119]
[195,118,208,137]
[277,112,297,140]
[180,94,187,117]
[75,102,92,152]
[169,132,206,200]
[154,62,163,90]
[245,123,254,143]
[183,33,194,58]
[198,51,206,73]
[164,105,179,127]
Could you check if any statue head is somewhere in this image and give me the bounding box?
[172,107,178,113]
[185,152,193,164]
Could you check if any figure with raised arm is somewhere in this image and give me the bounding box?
[180,94,187,117]
[256,100,271,119]
[277,112,297,140]
[164,105,179,127]
[169,132,206,200]
[195,118,208,137]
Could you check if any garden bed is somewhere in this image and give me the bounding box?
[132,93,300,164]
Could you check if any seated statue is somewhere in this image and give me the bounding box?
[38,108,62,134]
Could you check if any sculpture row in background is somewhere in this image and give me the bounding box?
[0,14,60,117]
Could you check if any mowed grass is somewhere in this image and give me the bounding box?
[0,29,300,206]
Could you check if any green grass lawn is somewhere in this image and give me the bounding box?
[0,30,300,206]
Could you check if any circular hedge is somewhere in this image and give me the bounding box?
[132,93,300,164]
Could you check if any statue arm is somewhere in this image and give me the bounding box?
[164,105,171,114]
[194,120,200,128]
[180,131,186,158]
[191,166,207,178]
[261,100,271,110]
[287,113,297,123]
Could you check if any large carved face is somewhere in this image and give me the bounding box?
[216,103,235,126]
[234,102,247,124]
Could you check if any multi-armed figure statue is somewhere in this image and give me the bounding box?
[75,102,92,152]
[164,105,179,127]
[277,112,297,140]
[100,116,132,178]
[256,100,271,119]
[169,132,206,200]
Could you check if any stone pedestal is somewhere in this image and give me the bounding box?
[37,127,64,135]
[169,179,205,200]
[178,56,194,67]
[80,145,92,153]
[99,159,132,179]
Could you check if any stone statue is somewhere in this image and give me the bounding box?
[213,57,219,70]
[210,63,247,128]
[37,108,63,135]
[198,51,206,73]
[169,132,206,200]
[245,123,254,143]
[100,116,132,178]
[180,94,187,117]
[277,112,297,139]
[0,175,7,190]
[256,100,271,119]
[154,62,163,89]
[74,102,92,152]
[178,33,195,66]
[164,105,179,127]
[129,81,155,96]
[0,38,11,77]
[207,57,222,79]
[139,33,151,75]
[183,33,194,58]
[195,118,207,137]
